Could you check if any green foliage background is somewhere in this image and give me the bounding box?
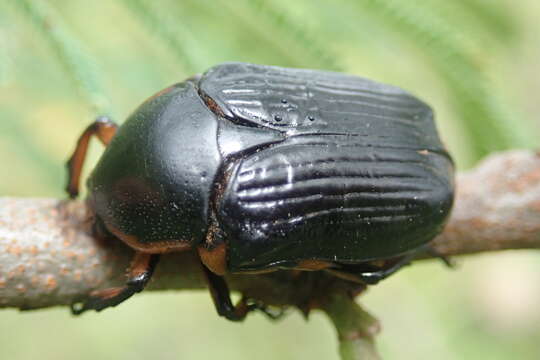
[1,1,540,359]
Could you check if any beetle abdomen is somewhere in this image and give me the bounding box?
[220,134,453,271]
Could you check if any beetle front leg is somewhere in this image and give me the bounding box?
[200,263,253,321]
[71,252,160,315]
[66,116,118,198]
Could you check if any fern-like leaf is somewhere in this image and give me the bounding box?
[355,0,534,159]
[122,0,204,74]
[11,0,110,115]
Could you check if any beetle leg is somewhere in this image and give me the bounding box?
[341,243,456,284]
[200,263,252,321]
[199,263,283,322]
[66,116,118,198]
[71,252,160,315]
[328,249,423,285]
[353,252,419,285]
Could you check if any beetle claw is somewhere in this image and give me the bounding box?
[244,299,287,321]
[70,295,108,315]
[70,286,139,315]
[257,305,287,321]
[70,299,88,315]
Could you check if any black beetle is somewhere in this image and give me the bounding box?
[66,62,454,320]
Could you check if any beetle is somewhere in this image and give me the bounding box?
[66,62,454,320]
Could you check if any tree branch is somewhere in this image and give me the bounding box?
[427,150,540,256]
[1,150,539,360]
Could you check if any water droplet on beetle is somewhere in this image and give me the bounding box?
[274,115,282,122]
[308,116,315,121]
[281,99,288,104]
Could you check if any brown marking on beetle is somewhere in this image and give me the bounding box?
[106,223,192,254]
[366,259,386,268]
[142,85,176,105]
[199,90,226,118]
[76,252,158,309]
[112,177,163,205]
[90,287,124,300]
[129,252,155,278]
[199,160,237,275]
[294,259,333,271]
[0,278,6,288]
[324,269,364,284]
[198,242,228,276]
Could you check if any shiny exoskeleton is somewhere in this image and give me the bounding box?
[66,63,454,320]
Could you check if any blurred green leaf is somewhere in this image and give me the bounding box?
[353,0,535,158]
[11,0,110,114]
[123,0,201,74]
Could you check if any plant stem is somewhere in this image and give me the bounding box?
[320,293,381,360]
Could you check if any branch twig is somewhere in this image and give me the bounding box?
[1,150,539,360]
[321,292,382,360]
[428,150,540,256]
